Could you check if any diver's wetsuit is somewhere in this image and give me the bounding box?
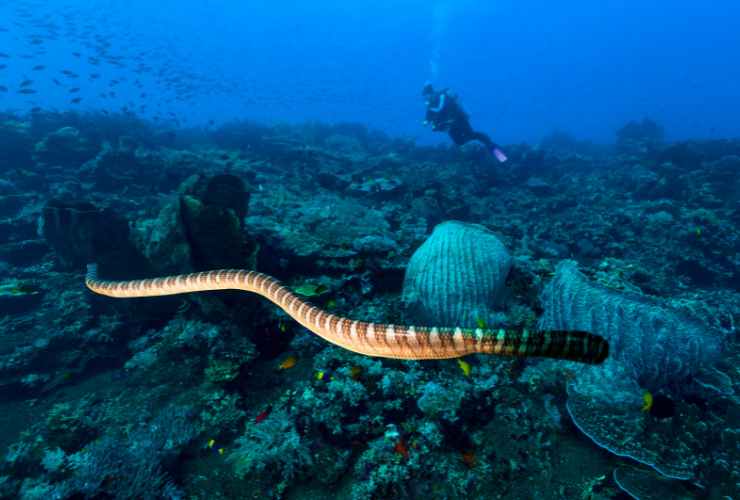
[424,86,506,161]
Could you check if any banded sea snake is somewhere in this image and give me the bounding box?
[85,266,608,364]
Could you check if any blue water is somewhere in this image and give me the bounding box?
[2,0,739,143]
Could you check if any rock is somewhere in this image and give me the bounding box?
[616,118,664,155]
[79,145,141,191]
[40,200,142,272]
[351,235,398,255]
[131,201,192,275]
[0,240,49,266]
[524,176,553,195]
[0,179,16,195]
[117,135,139,153]
[0,120,33,169]
[614,466,695,499]
[0,193,32,215]
[348,176,404,201]
[316,171,350,191]
[33,126,99,167]
[575,238,600,258]
[646,211,674,224]
[180,174,256,269]
[675,258,716,287]
[0,281,44,315]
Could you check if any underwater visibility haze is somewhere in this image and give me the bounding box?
[0,0,738,499]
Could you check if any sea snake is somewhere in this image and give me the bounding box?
[85,266,609,364]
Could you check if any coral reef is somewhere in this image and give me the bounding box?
[0,112,737,499]
[33,126,99,167]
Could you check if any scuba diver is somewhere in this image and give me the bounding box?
[422,82,507,162]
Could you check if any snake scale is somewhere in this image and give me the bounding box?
[85,265,608,364]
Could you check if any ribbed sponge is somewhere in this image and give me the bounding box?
[402,220,512,328]
[539,260,718,389]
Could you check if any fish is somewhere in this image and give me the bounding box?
[207,438,216,448]
[315,370,325,381]
[457,359,471,377]
[0,52,9,58]
[254,406,272,424]
[0,86,7,92]
[278,355,297,370]
[461,450,476,468]
[0,64,7,69]
[18,88,37,94]
[31,64,45,70]
[394,439,409,460]
[20,79,33,87]
[70,97,82,103]
[68,87,80,93]
[293,283,328,297]
[642,392,653,412]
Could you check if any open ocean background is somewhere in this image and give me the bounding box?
[2,0,740,142]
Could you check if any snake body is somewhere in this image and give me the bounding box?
[85,266,608,364]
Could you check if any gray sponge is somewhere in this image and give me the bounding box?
[402,220,512,328]
[539,260,719,389]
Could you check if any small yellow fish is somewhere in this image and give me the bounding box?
[475,317,488,329]
[457,359,471,377]
[278,355,297,370]
[279,320,287,333]
[461,449,476,468]
[695,227,702,237]
[315,370,325,381]
[218,448,225,455]
[326,299,337,310]
[207,439,216,449]
[642,391,653,412]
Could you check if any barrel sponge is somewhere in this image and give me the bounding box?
[539,260,720,389]
[402,220,512,328]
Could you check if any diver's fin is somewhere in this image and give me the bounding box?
[492,147,508,162]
